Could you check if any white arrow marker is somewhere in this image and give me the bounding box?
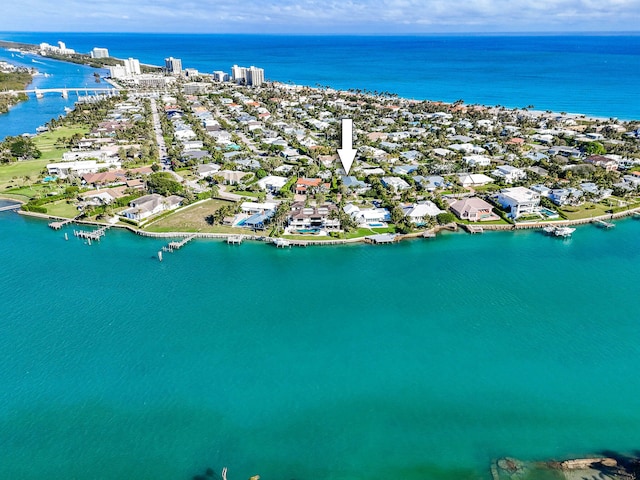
[337,118,356,175]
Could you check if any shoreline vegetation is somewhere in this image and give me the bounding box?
[0,37,639,249]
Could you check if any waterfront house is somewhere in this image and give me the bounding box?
[449,197,499,222]
[550,188,584,206]
[497,187,540,219]
[288,202,340,231]
[120,193,182,222]
[241,201,277,215]
[343,204,391,224]
[402,201,444,225]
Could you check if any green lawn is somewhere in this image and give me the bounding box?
[43,200,79,218]
[143,198,239,233]
[2,183,64,201]
[0,159,51,190]
[559,202,611,220]
[32,124,90,161]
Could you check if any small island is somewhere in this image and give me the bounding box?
[1,40,640,247]
[0,60,34,113]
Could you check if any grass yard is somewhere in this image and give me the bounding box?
[0,159,51,191]
[44,200,79,218]
[32,124,90,162]
[559,202,611,220]
[144,198,240,233]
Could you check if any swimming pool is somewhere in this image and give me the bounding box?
[43,175,57,182]
[539,207,559,218]
[368,222,384,227]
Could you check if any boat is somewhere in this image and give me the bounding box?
[543,225,575,237]
[35,125,48,133]
[63,106,73,113]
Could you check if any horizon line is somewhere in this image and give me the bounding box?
[1,30,640,37]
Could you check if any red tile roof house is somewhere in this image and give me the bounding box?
[294,178,329,195]
[585,155,618,171]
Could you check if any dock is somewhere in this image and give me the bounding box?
[365,233,399,244]
[227,235,243,245]
[73,224,110,241]
[273,238,291,248]
[467,225,484,234]
[163,234,197,252]
[422,231,436,238]
[595,219,615,229]
[49,216,79,230]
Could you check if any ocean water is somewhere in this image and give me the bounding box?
[2,33,640,480]
[0,48,111,137]
[2,211,640,480]
[1,33,639,120]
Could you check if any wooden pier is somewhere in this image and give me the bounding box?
[163,234,197,252]
[73,224,110,241]
[49,216,77,230]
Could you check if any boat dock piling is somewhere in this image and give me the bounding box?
[49,217,75,230]
[595,219,615,229]
[73,225,110,242]
[466,225,484,234]
[163,234,197,252]
[227,235,243,245]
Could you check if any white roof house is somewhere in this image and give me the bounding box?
[47,159,122,178]
[241,201,278,215]
[492,165,527,184]
[463,155,492,167]
[381,176,410,192]
[458,173,494,187]
[257,175,288,192]
[497,186,540,219]
[402,201,444,223]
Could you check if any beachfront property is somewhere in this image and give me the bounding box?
[497,187,540,219]
[288,202,340,231]
[449,197,499,222]
[402,201,444,224]
[120,194,182,222]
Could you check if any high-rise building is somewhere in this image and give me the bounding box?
[123,58,141,76]
[247,66,265,87]
[213,71,229,82]
[165,57,182,75]
[231,64,247,84]
[91,47,109,59]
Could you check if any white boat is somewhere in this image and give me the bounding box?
[543,226,575,237]
[35,125,48,133]
[64,106,73,113]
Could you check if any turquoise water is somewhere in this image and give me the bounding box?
[2,211,640,479]
[1,33,639,119]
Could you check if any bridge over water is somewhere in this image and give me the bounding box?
[0,87,119,99]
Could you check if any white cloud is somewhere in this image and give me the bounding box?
[3,0,640,32]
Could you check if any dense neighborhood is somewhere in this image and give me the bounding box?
[2,54,640,241]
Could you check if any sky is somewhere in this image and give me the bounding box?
[2,0,640,34]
